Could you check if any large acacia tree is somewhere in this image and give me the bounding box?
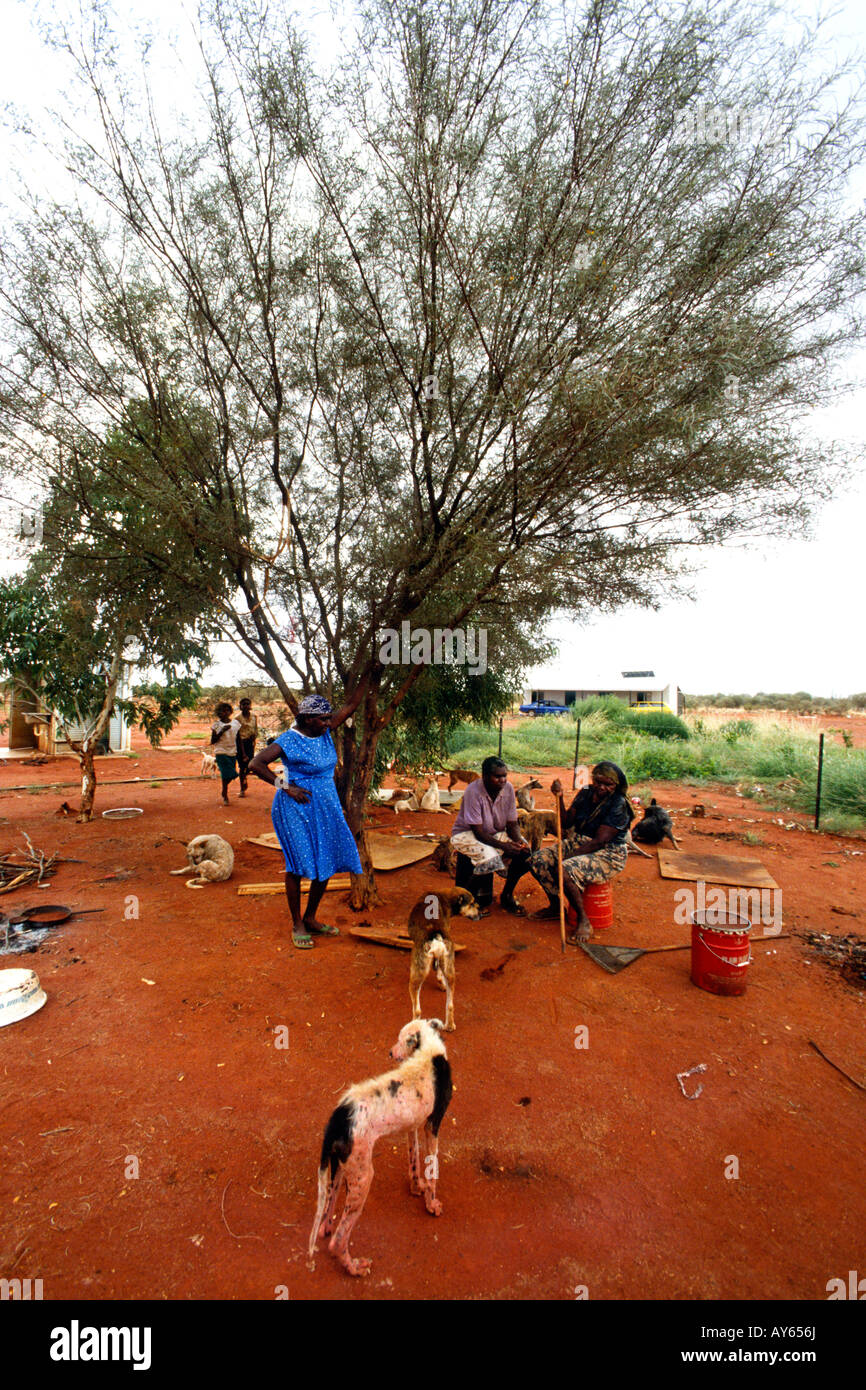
[1,0,864,900]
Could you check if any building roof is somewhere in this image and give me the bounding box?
[524,666,676,691]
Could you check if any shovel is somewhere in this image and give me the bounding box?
[579,933,789,974]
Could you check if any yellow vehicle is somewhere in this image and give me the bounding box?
[630,701,674,714]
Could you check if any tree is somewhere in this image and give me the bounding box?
[1,0,864,894]
[0,415,218,818]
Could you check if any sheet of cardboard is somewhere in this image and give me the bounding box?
[243,830,435,870]
[657,846,779,890]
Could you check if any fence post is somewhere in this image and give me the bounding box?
[572,718,582,791]
[498,716,503,758]
[814,732,825,830]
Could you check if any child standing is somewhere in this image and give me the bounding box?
[210,702,241,805]
[236,697,259,797]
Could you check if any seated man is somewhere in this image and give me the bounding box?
[529,761,634,943]
[450,756,532,915]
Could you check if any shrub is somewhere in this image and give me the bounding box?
[625,710,689,740]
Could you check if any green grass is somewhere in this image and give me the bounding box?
[444,709,866,828]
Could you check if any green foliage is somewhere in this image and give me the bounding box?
[625,710,689,740]
[719,719,754,743]
[571,696,634,727]
[119,678,203,748]
[373,662,519,782]
[688,692,866,714]
[443,711,866,826]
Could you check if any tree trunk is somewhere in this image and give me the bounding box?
[335,681,383,910]
[75,648,124,823]
[77,742,98,823]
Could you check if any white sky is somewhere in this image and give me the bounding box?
[1,0,864,697]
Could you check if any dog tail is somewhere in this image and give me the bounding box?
[309,1101,354,1257]
[428,936,449,967]
[308,1164,332,1259]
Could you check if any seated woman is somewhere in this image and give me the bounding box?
[247,691,364,949]
[529,761,634,943]
[449,756,532,915]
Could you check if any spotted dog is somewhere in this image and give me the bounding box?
[408,888,480,1032]
[308,1019,453,1277]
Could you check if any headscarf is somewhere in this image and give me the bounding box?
[576,760,635,831]
[297,694,333,716]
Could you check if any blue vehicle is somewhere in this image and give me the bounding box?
[518,700,570,717]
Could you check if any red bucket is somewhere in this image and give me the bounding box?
[690,911,752,996]
[582,881,614,932]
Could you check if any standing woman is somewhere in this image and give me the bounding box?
[248,691,365,948]
[236,697,259,797]
[210,702,241,806]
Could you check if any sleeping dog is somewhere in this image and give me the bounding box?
[169,834,234,888]
[308,1019,453,1277]
[407,888,480,1032]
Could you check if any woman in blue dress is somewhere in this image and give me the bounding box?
[248,693,364,948]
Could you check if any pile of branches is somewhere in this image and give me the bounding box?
[0,833,59,895]
[803,931,866,989]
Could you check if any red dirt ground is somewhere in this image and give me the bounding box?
[1,737,864,1302]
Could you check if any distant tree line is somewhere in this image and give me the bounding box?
[686,693,866,715]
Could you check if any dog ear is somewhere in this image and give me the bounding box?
[428,1019,446,1035]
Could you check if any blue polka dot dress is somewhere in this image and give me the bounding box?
[270,728,362,880]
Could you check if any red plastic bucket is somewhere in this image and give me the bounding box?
[690,911,752,996]
[582,882,614,932]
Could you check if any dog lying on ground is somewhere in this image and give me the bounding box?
[407,888,480,1031]
[200,751,217,778]
[446,767,480,791]
[631,798,680,850]
[393,793,420,813]
[308,1018,453,1277]
[169,834,234,888]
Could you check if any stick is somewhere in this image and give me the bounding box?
[555,795,566,954]
[808,1039,866,1093]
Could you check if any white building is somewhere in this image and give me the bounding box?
[522,667,681,713]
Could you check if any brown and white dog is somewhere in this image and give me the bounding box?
[169,834,234,889]
[407,888,480,1032]
[308,1018,453,1277]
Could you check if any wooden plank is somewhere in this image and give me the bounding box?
[349,926,467,952]
[657,847,779,890]
[238,876,352,896]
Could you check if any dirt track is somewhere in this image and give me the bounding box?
[1,740,864,1301]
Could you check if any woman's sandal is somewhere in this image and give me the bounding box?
[304,921,340,936]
